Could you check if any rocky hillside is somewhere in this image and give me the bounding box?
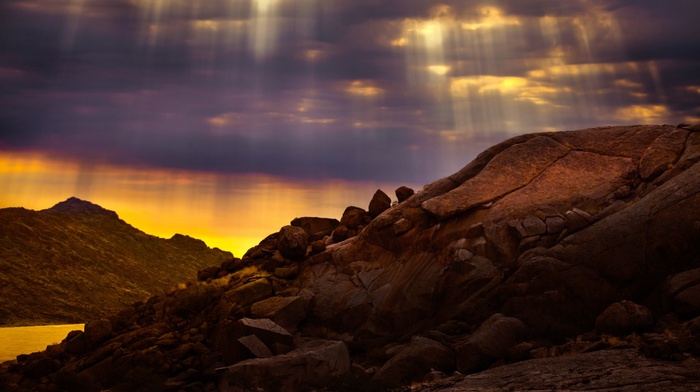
[0,197,233,326]
[2,124,700,391]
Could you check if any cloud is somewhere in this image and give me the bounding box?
[1,0,698,185]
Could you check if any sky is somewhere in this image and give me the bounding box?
[1,0,699,256]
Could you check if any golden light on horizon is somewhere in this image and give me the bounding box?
[0,152,417,258]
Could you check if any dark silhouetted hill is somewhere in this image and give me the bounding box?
[0,197,233,326]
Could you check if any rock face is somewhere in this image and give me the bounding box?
[418,349,700,391]
[3,125,700,391]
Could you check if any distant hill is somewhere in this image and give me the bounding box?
[0,197,233,326]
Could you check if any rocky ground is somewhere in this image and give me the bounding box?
[0,198,232,326]
[1,124,699,391]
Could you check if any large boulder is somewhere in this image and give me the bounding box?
[395,186,415,203]
[373,336,454,387]
[663,268,700,318]
[339,206,370,230]
[454,314,528,373]
[368,189,392,218]
[83,319,113,345]
[290,217,339,238]
[276,225,309,260]
[217,340,350,392]
[595,301,654,335]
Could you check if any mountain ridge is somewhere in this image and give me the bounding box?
[0,197,233,327]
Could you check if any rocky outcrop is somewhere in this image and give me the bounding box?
[2,125,700,391]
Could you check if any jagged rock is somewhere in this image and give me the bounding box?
[373,336,454,387]
[250,295,309,331]
[339,206,370,230]
[276,225,309,260]
[238,318,294,348]
[290,217,339,238]
[395,186,415,203]
[454,314,527,373]
[237,335,273,358]
[594,301,653,335]
[368,189,392,218]
[218,340,350,392]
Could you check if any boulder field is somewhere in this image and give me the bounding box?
[2,124,700,391]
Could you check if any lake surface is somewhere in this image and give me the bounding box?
[0,324,84,363]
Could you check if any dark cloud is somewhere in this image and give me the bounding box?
[1,0,699,184]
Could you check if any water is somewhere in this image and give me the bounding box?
[0,324,84,363]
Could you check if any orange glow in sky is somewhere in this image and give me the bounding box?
[0,151,417,258]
